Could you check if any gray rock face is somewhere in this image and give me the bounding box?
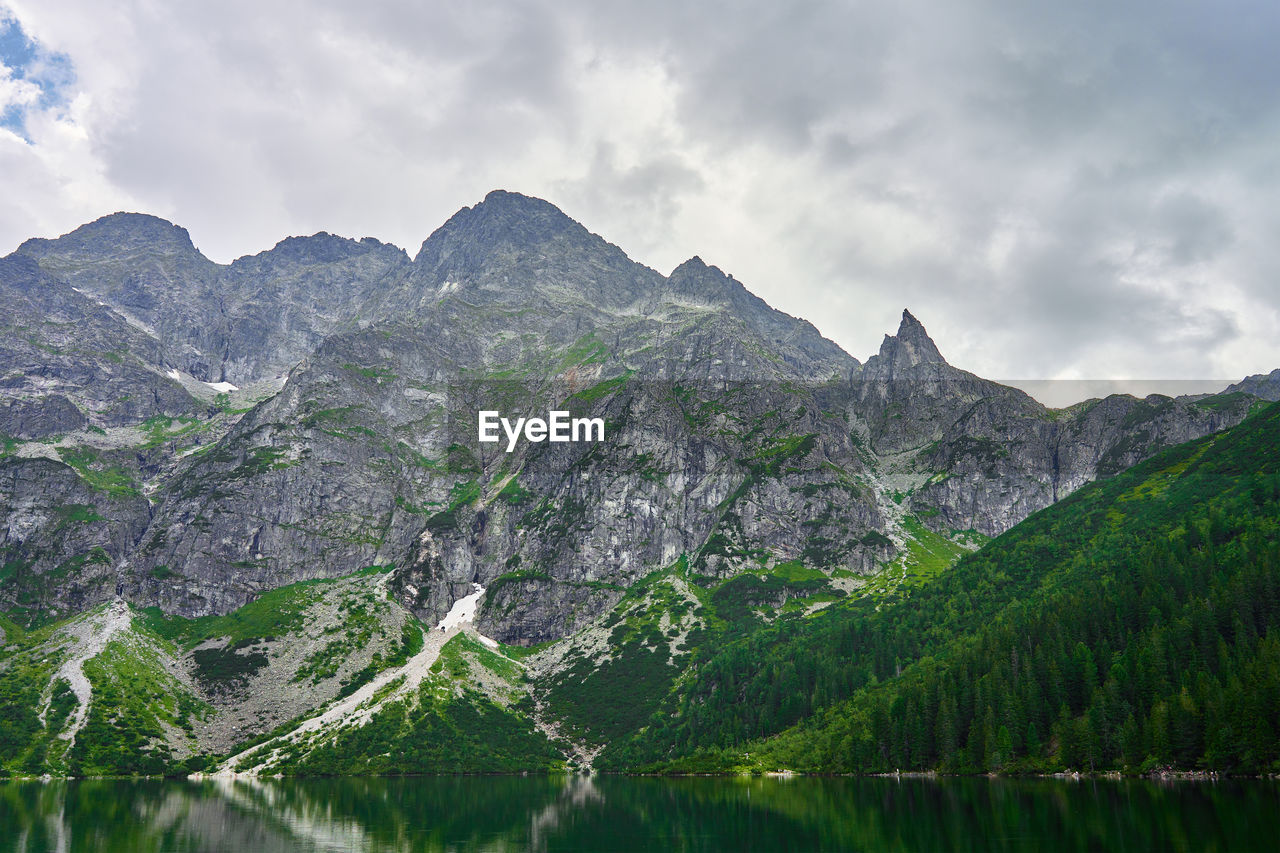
[0,191,1273,638]
[16,213,411,385]
[911,390,1254,537]
[1227,369,1280,401]
[0,254,199,425]
[853,310,1037,455]
[0,395,86,440]
[0,457,150,620]
[854,311,1257,537]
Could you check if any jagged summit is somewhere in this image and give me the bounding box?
[874,309,946,368]
[665,254,858,373]
[667,255,742,297]
[671,255,711,274]
[404,192,857,377]
[1226,368,1280,402]
[17,212,201,259]
[413,189,588,267]
[238,232,408,268]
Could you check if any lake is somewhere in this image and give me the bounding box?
[1,775,1277,851]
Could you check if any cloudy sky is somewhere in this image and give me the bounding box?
[2,1,1277,403]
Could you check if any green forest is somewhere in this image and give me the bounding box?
[606,402,1280,775]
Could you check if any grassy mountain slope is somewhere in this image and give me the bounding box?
[0,566,563,777]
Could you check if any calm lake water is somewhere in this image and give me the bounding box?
[1,775,1277,852]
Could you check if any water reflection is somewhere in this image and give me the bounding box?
[1,775,1278,852]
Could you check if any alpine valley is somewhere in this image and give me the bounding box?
[2,191,1277,778]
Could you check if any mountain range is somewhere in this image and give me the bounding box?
[1,190,1275,776]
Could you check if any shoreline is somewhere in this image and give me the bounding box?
[2,768,1276,783]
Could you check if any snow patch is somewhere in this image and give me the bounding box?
[205,381,239,393]
[436,583,484,632]
[166,369,182,381]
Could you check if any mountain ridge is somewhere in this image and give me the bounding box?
[1,190,1268,629]
[1,190,1277,777]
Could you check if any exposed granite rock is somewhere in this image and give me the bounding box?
[16,213,411,386]
[0,457,150,620]
[0,254,199,426]
[0,395,86,439]
[858,311,1257,537]
[1227,369,1280,401]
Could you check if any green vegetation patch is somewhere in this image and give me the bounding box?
[192,639,269,690]
[140,575,331,649]
[856,516,968,602]
[568,374,629,405]
[137,415,202,449]
[424,479,481,532]
[0,623,64,773]
[545,571,703,748]
[55,447,140,498]
[53,504,105,526]
[743,433,818,478]
[71,636,211,776]
[341,363,398,381]
[432,633,523,684]
[544,631,678,747]
[1193,391,1250,412]
[559,333,610,369]
[497,477,534,505]
[272,683,561,775]
[709,566,833,630]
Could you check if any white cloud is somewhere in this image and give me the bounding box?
[2,0,1279,400]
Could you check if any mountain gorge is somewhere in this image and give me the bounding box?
[1,190,1273,776]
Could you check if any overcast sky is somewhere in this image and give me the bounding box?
[3,1,1277,404]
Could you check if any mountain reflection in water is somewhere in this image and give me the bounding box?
[2,775,1279,852]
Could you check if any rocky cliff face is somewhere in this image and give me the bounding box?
[0,191,1269,640]
[1228,369,1280,402]
[16,213,411,385]
[849,311,1257,537]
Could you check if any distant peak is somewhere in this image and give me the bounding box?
[877,309,946,367]
[16,212,200,260]
[472,189,567,219]
[255,232,404,265]
[669,255,718,278]
[413,190,587,266]
[482,188,532,203]
[83,213,194,247]
[1225,367,1280,402]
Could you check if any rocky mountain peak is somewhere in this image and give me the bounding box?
[875,309,946,368]
[412,190,587,267]
[664,255,859,375]
[671,255,708,273]
[237,232,408,270]
[1226,368,1280,402]
[667,255,734,296]
[666,253,775,319]
[17,212,201,260]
